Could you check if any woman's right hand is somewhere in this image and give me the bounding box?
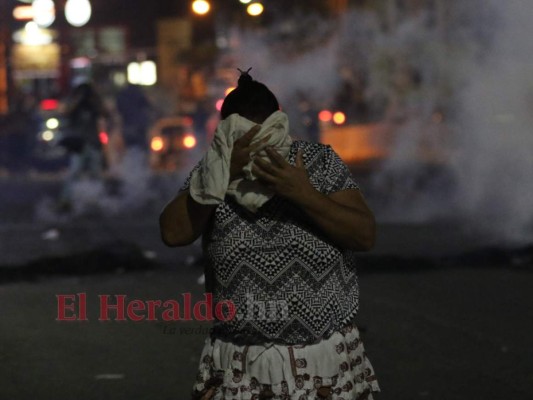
[229,125,270,181]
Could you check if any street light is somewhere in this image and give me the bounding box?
[64,0,92,27]
[32,0,55,28]
[14,21,54,46]
[247,3,264,17]
[192,0,211,16]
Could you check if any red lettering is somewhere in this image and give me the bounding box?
[193,293,213,321]
[99,295,126,321]
[78,293,88,321]
[162,300,180,321]
[182,293,192,321]
[215,300,236,322]
[146,300,162,321]
[56,294,77,321]
[127,300,146,322]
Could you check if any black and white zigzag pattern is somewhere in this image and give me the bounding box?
[180,140,361,345]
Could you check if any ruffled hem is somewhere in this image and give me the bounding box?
[191,323,380,400]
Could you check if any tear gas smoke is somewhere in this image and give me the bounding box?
[450,0,533,244]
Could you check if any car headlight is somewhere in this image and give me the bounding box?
[151,136,164,152]
[182,134,196,149]
[41,130,55,141]
[46,118,60,130]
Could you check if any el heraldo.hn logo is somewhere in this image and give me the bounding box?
[55,293,236,322]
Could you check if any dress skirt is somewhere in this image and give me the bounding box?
[191,323,380,400]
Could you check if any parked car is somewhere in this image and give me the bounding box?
[148,116,199,171]
[33,111,67,159]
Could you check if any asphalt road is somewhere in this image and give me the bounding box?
[1,264,532,400]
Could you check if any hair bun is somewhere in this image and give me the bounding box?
[237,67,253,86]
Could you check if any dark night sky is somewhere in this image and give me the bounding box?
[5,0,188,48]
[89,0,187,47]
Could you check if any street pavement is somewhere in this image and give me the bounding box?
[0,174,532,400]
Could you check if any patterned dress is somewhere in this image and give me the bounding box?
[180,140,380,400]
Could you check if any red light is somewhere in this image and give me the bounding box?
[318,110,332,122]
[40,99,58,111]
[99,132,109,145]
[215,99,224,112]
[183,116,194,126]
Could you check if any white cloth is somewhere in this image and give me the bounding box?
[189,110,292,213]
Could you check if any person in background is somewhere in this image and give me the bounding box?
[116,83,151,152]
[160,69,380,400]
[59,82,106,210]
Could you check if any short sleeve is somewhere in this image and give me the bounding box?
[322,145,359,195]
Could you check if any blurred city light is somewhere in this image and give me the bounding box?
[239,0,252,4]
[40,99,58,111]
[225,87,236,96]
[112,71,127,86]
[12,5,34,20]
[183,134,197,149]
[14,22,53,46]
[41,130,54,141]
[318,110,332,122]
[332,111,346,125]
[247,3,264,16]
[127,61,157,86]
[46,118,59,129]
[192,0,210,15]
[127,63,141,85]
[140,61,157,85]
[70,57,91,69]
[99,132,109,145]
[32,0,55,28]
[215,99,224,111]
[65,0,92,27]
[151,136,164,152]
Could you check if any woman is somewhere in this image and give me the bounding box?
[160,70,380,399]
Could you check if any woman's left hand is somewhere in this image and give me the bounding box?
[254,146,376,250]
[252,147,315,202]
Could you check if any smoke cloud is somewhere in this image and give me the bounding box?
[223,3,533,245]
[450,0,533,244]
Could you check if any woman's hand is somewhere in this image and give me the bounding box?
[252,147,315,202]
[229,125,271,181]
[253,146,376,250]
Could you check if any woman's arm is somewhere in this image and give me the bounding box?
[252,147,376,251]
[292,187,376,251]
[159,190,216,247]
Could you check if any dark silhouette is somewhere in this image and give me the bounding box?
[116,84,151,150]
[59,82,106,209]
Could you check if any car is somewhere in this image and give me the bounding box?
[148,116,200,171]
[30,100,71,171]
